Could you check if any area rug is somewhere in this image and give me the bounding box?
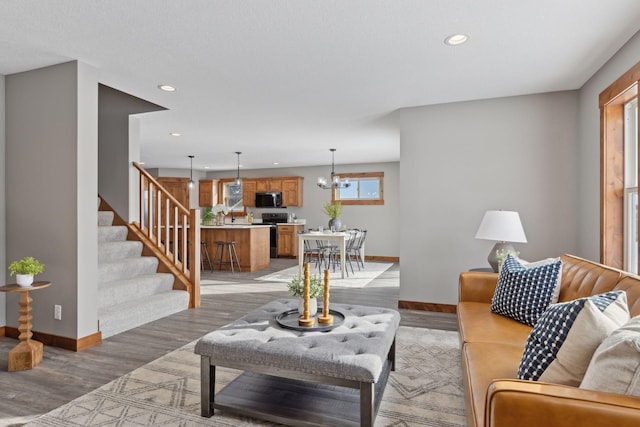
[256,262,394,288]
[27,327,465,426]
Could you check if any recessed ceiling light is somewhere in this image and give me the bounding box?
[272,162,279,165]
[158,84,176,92]
[444,34,469,46]
[170,132,181,137]
[204,166,209,169]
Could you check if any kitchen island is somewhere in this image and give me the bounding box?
[201,225,271,272]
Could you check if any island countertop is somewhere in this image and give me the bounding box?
[201,225,270,272]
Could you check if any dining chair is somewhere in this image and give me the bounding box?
[300,231,326,272]
[327,229,358,276]
[347,229,367,270]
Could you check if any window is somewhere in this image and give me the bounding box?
[219,179,244,212]
[624,98,638,273]
[601,61,640,269]
[332,172,384,205]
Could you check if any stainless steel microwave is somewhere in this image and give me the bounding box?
[255,191,283,208]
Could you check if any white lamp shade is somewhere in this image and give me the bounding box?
[475,210,527,243]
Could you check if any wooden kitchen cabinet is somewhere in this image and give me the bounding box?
[256,178,282,192]
[156,177,190,225]
[157,177,190,208]
[282,177,303,207]
[198,179,218,207]
[219,176,304,207]
[268,179,282,192]
[277,224,304,258]
[256,179,269,192]
[243,179,257,207]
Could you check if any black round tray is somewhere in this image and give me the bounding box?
[275,308,345,332]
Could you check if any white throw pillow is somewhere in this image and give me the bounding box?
[580,315,640,396]
[518,291,630,386]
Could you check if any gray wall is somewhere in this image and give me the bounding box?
[6,61,99,338]
[0,74,5,327]
[98,85,165,221]
[577,31,640,262]
[206,162,400,258]
[398,92,580,305]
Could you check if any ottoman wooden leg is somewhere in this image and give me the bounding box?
[360,381,374,427]
[200,356,215,417]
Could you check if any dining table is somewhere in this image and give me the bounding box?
[298,231,351,279]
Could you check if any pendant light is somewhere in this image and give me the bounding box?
[188,155,195,189]
[235,151,242,186]
[317,148,350,189]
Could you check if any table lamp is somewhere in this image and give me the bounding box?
[475,210,527,272]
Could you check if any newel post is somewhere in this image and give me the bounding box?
[188,209,201,308]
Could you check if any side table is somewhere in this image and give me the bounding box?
[0,281,51,371]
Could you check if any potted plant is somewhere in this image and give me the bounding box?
[9,256,45,287]
[202,208,214,225]
[288,273,324,315]
[323,201,343,230]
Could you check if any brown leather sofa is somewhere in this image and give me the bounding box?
[458,254,640,427]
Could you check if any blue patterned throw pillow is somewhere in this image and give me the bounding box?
[518,291,629,386]
[490,254,562,326]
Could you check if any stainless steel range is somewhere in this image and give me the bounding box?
[260,212,289,258]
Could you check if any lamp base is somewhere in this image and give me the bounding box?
[487,242,516,273]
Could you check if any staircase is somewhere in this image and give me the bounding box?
[98,208,190,339]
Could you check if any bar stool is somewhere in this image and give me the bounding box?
[201,241,213,272]
[213,241,242,272]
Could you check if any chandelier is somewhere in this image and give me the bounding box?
[317,148,350,189]
[188,155,195,188]
[235,151,242,185]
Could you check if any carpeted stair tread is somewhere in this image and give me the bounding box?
[99,257,159,284]
[98,225,128,243]
[97,202,188,339]
[98,290,189,339]
[98,211,114,226]
[98,240,143,262]
[98,273,175,308]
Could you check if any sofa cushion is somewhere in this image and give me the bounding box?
[580,315,640,396]
[518,291,630,386]
[462,342,525,427]
[491,255,562,326]
[458,302,532,346]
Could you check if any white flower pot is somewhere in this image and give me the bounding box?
[298,298,318,316]
[16,274,34,287]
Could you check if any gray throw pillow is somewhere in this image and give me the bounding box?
[580,315,640,396]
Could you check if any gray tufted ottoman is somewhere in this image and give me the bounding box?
[194,299,400,427]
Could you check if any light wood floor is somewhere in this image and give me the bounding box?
[0,259,457,424]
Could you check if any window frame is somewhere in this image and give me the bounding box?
[331,171,384,205]
[600,60,640,269]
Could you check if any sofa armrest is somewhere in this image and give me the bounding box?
[458,271,499,303]
[486,379,640,427]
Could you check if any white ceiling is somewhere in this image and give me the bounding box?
[1,1,640,172]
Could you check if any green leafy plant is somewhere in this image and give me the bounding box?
[287,274,324,299]
[322,201,342,219]
[495,249,520,270]
[9,256,45,276]
[202,208,214,224]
